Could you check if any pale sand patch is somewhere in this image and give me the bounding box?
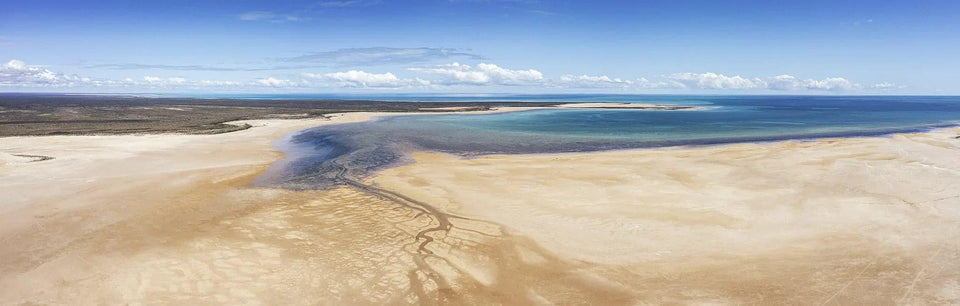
[373,127,960,304]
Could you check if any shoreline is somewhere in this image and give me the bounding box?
[260,107,960,191]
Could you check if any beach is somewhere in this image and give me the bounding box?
[1,111,959,304]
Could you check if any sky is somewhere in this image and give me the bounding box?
[1,0,958,94]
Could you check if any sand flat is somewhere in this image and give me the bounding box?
[0,108,604,305]
[0,113,382,304]
[373,127,960,304]
[2,111,960,304]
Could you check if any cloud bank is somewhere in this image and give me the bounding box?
[411,62,543,85]
[1,60,86,86]
[2,59,900,93]
[559,74,634,88]
[668,72,860,91]
[304,70,430,88]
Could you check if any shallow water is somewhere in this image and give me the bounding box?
[256,96,960,189]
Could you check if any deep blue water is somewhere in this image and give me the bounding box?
[255,95,960,189]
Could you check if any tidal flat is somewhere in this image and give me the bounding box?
[2,96,960,304]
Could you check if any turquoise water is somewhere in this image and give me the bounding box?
[258,95,960,189]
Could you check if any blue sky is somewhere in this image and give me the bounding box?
[1,0,958,94]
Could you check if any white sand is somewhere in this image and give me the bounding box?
[373,127,960,304]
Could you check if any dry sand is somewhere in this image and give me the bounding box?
[0,113,398,304]
[373,127,960,304]
[1,109,959,304]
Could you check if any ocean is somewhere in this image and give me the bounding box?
[252,95,960,189]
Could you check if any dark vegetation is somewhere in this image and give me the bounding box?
[0,93,561,136]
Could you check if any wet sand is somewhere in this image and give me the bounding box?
[1,110,959,304]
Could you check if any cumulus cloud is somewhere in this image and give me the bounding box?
[2,59,306,89]
[802,77,855,91]
[304,70,429,88]
[255,77,297,87]
[0,60,86,86]
[668,72,860,91]
[4,59,902,93]
[142,76,188,85]
[237,11,304,23]
[199,80,243,86]
[411,62,543,85]
[764,74,856,91]
[636,77,685,89]
[668,72,766,90]
[0,59,266,89]
[559,74,634,88]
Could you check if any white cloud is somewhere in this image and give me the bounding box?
[636,77,685,89]
[2,59,902,93]
[802,77,855,91]
[410,62,543,85]
[765,75,800,90]
[200,80,242,86]
[668,72,766,90]
[559,74,634,88]
[303,70,430,88]
[0,59,85,86]
[1,61,245,89]
[142,76,190,86]
[556,75,682,89]
[668,72,860,91]
[764,74,857,91]
[255,77,296,87]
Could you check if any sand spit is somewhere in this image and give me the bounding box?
[2,108,959,304]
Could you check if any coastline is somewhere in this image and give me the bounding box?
[1,108,959,304]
